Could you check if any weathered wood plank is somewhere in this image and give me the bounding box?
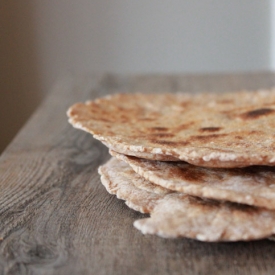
[1,72,275,275]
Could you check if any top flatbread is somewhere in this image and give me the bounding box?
[67,90,275,167]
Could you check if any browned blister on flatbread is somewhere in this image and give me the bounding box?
[111,151,275,210]
[99,158,275,241]
[68,90,275,168]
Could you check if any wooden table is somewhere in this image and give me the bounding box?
[1,72,275,275]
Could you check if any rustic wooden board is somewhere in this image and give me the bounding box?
[1,72,275,275]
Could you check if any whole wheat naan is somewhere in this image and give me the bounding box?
[98,157,166,213]
[68,90,275,168]
[111,150,275,210]
[98,157,275,241]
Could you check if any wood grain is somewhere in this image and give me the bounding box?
[1,72,275,275]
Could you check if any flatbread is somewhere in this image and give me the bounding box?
[111,150,275,210]
[98,157,166,213]
[67,90,275,168]
[134,193,275,241]
[99,157,275,241]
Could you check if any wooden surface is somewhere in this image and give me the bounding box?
[1,72,275,275]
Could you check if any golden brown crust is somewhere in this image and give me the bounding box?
[98,157,165,213]
[111,150,275,210]
[99,158,275,241]
[68,90,275,168]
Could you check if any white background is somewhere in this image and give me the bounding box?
[33,0,272,93]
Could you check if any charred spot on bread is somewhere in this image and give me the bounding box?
[200,127,222,132]
[241,108,275,119]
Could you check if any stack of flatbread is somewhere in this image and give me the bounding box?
[67,90,275,242]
